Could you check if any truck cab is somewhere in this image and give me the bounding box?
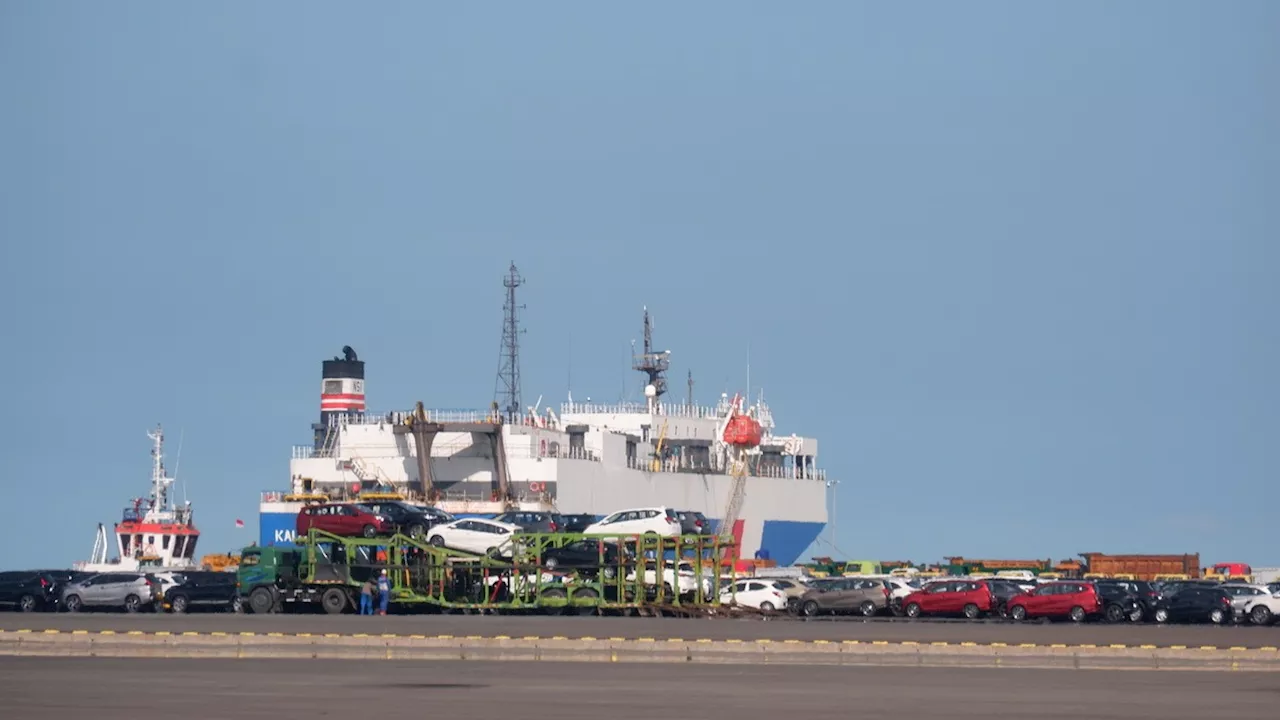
[237,547,300,614]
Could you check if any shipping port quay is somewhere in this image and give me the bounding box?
[8,614,1280,675]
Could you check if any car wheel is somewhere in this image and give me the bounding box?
[544,557,559,571]
[1251,605,1274,626]
[1069,606,1087,623]
[905,602,922,619]
[963,603,980,620]
[1010,605,1027,622]
[361,524,377,538]
[760,601,776,614]
[64,594,82,613]
[170,595,189,614]
[17,594,37,613]
[124,594,142,613]
[1209,608,1226,624]
[428,535,445,547]
[406,523,425,540]
[1154,607,1170,623]
[802,600,821,617]
[230,596,245,614]
[1127,606,1144,623]
[1105,604,1125,623]
[860,600,877,617]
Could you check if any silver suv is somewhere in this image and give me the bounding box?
[61,573,160,613]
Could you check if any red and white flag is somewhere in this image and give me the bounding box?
[234,519,245,528]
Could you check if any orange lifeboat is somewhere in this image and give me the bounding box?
[723,414,763,448]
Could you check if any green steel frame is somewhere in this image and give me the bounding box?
[288,529,739,613]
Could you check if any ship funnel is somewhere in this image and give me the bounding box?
[313,346,366,450]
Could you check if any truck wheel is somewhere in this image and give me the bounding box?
[249,587,276,614]
[321,587,349,615]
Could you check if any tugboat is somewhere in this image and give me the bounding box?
[75,425,200,572]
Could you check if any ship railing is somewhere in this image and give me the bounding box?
[623,455,826,480]
[560,401,724,420]
[262,488,553,506]
[292,445,318,459]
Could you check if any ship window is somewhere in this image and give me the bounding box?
[173,536,185,557]
[162,536,170,550]
[324,380,343,394]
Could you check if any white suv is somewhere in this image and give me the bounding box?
[1241,587,1280,625]
[584,507,681,537]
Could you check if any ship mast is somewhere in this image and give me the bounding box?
[631,307,671,414]
[147,424,175,516]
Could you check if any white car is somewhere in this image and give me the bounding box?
[1239,587,1280,625]
[721,579,789,612]
[1220,584,1274,620]
[627,560,714,598]
[426,518,522,555]
[584,507,681,537]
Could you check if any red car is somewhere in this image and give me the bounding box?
[1007,581,1104,623]
[296,503,393,539]
[902,579,999,619]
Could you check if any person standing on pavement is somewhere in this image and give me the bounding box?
[359,579,374,615]
[376,569,391,615]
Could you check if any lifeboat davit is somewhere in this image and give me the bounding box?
[723,414,763,448]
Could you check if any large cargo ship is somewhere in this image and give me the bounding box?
[259,273,830,566]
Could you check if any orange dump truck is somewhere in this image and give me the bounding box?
[1079,553,1200,581]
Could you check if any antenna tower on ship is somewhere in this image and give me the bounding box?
[686,370,694,409]
[494,262,525,423]
[631,306,671,413]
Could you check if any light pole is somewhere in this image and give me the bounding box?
[825,478,841,550]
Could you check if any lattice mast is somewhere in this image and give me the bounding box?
[494,263,526,423]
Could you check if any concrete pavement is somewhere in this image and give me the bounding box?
[1,657,1277,719]
[6,612,1280,648]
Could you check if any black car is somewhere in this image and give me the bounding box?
[163,572,240,613]
[539,539,633,579]
[983,580,1027,617]
[1153,586,1234,624]
[1093,583,1145,623]
[0,570,60,612]
[674,510,711,536]
[356,501,452,540]
[559,514,599,533]
[1094,579,1161,622]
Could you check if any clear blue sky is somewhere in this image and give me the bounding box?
[1,2,1276,569]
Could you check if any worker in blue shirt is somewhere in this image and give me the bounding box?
[376,569,391,615]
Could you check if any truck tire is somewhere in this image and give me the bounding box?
[321,587,349,615]
[249,587,276,615]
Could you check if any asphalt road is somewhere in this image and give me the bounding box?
[6,613,1280,648]
[2,657,1277,719]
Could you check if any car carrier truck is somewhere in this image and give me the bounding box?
[236,528,737,615]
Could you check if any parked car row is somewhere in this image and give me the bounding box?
[0,569,238,614]
[720,574,1280,626]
